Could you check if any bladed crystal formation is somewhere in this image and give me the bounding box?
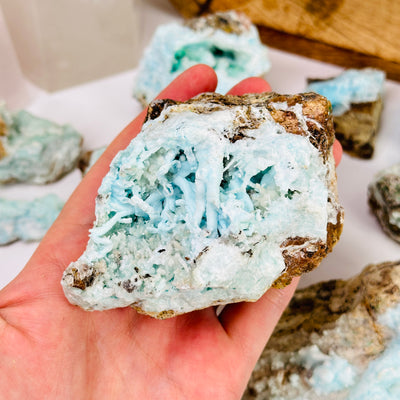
[62,92,343,318]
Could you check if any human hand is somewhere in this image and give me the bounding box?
[0,65,342,399]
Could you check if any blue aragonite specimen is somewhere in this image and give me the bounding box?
[0,194,64,245]
[306,68,385,116]
[0,104,82,184]
[61,92,343,318]
[133,11,270,105]
[306,68,385,159]
[244,260,400,400]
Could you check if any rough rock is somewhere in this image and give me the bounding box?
[244,260,400,400]
[78,146,106,175]
[62,91,343,318]
[0,194,64,245]
[0,104,82,184]
[307,68,385,159]
[368,163,400,243]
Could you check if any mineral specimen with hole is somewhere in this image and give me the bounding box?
[0,194,64,245]
[243,260,400,400]
[0,103,82,184]
[61,91,343,318]
[306,68,385,159]
[133,11,270,106]
[368,163,400,243]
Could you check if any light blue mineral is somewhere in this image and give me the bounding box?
[348,303,400,400]
[244,261,400,400]
[306,68,385,116]
[61,92,342,318]
[0,194,64,245]
[133,11,270,105]
[0,103,82,184]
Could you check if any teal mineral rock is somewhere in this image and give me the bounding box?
[0,104,82,184]
[0,194,64,245]
[133,11,270,105]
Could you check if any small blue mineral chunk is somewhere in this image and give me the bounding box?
[306,68,385,116]
[133,11,270,105]
[0,194,64,245]
[0,103,82,184]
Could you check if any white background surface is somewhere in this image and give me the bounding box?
[1,1,399,290]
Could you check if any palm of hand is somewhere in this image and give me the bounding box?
[2,281,249,398]
[2,237,288,399]
[0,65,330,399]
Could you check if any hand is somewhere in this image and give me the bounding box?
[0,65,342,399]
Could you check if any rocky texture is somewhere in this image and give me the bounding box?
[307,68,385,159]
[78,146,106,175]
[62,92,343,318]
[0,194,64,245]
[133,11,270,106]
[244,260,400,400]
[368,163,400,243]
[0,104,82,184]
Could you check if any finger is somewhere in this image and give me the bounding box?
[333,139,342,166]
[226,77,271,96]
[27,65,218,270]
[218,278,299,365]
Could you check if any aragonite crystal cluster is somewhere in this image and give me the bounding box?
[133,11,270,105]
[306,68,385,159]
[368,163,400,243]
[62,92,343,318]
[0,103,82,184]
[243,260,400,400]
[0,194,64,245]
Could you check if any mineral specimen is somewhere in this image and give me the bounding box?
[78,146,107,175]
[133,11,270,106]
[306,68,385,159]
[368,163,400,243]
[0,104,82,184]
[0,194,64,245]
[243,260,400,400]
[62,92,343,318]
